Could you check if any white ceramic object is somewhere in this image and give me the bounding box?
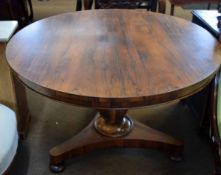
[0,21,18,42]
[0,104,18,174]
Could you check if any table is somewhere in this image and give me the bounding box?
[192,10,221,39]
[6,10,221,172]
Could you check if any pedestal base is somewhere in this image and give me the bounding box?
[94,110,133,137]
[49,117,183,173]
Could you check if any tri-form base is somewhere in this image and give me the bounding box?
[49,109,183,173]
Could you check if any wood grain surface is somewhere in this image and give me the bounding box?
[6,10,221,108]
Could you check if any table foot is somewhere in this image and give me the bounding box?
[49,113,183,172]
[49,163,65,173]
[169,152,183,162]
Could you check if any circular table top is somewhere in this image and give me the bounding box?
[6,10,221,108]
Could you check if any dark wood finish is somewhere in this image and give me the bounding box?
[158,0,166,13]
[0,0,33,28]
[170,3,175,15]
[93,109,133,137]
[0,1,14,20]
[76,0,82,11]
[6,10,221,109]
[49,116,183,172]
[192,10,220,40]
[84,0,93,9]
[5,10,221,172]
[76,0,164,13]
[21,0,33,22]
[94,0,154,10]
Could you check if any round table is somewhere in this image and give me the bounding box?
[6,9,221,172]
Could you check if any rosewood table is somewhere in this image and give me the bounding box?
[6,10,221,172]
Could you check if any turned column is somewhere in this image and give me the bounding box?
[94,109,133,137]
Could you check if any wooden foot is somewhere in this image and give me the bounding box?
[49,163,65,173]
[49,116,183,171]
